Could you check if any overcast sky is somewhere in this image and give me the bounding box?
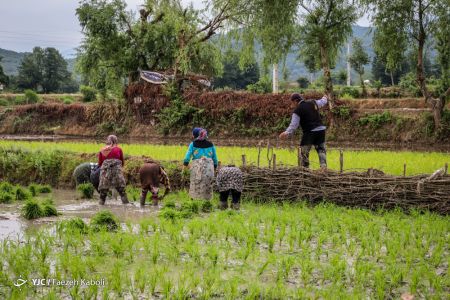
[0,0,371,56]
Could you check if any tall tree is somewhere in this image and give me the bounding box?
[213,50,259,90]
[297,0,362,103]
[77,0,237,95]
[368,0,450,128]
[348,38,369,96]
[372,53,409,85]
[17,47,71,93]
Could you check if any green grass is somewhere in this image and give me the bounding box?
[1,191,448,299]
[0,140,448,175]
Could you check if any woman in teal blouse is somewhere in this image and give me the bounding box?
[183,128,218,200]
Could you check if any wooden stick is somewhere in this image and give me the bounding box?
[403,163,407,177]
[445,163,448,175]
[339,150,344,173]
[298,146,301,167]
[257,143,261,168]
[272,154,277,170]
[241,154,246,168]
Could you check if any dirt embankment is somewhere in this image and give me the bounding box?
[0,91,449,146]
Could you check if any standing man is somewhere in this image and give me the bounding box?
[279,93,328,169]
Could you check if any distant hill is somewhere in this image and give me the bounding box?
[0,25,373,80]
[0,48,76,76]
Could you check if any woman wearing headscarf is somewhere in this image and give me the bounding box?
[183,128,218,200]
[216,165,244,210]
[97,135,129,205]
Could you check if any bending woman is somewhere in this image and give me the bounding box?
[98,135,129,205]
[183,128,218,200]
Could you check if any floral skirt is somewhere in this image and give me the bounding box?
[98,159,126,191]
[189,157,214,200]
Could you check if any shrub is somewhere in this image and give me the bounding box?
[358,112,393,128]
[339,86,360,98]
[22,199,44,220]
[63,98,73,105]
[91,210,119,231]
[77,183,95,199]
[399,72,421,96]
[80,85,97,102]
[0,98,9,106]
[340,93,354,101]
[15,187,32,201]
[42,198,58,217]
[14,95,26,105]
[332,106,352,119]
[24,89,39,104]
[0,191,14,204]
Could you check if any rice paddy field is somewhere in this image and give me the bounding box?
[0,190,448,299]
[0,140,448,299]
[0,140,448,175]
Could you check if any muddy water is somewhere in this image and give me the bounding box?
[0,189,160,241]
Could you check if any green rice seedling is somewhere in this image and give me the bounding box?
[134,266,147,293]
[0,191,14,203]
[160,207,180,221]
[181,199,200,214]
[207,244,219,267]
[164,199,176,209]
[21,198,44,219]
[151,233,161,264]
[110,261,124,297]
[148,266,160,296]
[201,200,213,212]
[0,182,14,193]
[77,182,95,199]
[37,184,52,193]
[57,218,89,234]
[90,210,119,231]
[126,185,140,202]
[42,198,58,216]
[162,275,174,299]
[15,186,32,201]
[28,183,38,196]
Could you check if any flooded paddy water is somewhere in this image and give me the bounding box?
[0,189,159,241]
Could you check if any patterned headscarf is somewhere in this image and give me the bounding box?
[192,128,208,141]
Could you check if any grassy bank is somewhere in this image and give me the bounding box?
[1,191,448,299]
[0,141,448,175]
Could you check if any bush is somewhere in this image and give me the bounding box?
[14,95,26,105]
[332,106,352,119]
[28,183,38,196]
[91,210,119,231]
[0,98,9,106]
[399,72,421,96]
[340,93,354,101]
[358,112,393,128]
[296,77,310,89]
[22,199,44,220]
[24,89,39,104]
[246,77,272,94]
[80,85,97,102]
[77,183,95,199]
[339,86,360,98]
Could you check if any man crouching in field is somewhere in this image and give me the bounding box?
[279,93,328,169]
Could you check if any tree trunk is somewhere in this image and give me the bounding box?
[360,73,366,97]
[416,1,442,129]
[319,42,334,101]
[272,63,279,94]
[390,71,394,86]
[347,43,351,86]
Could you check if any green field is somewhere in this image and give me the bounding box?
[1,191,448,299]
[0,140,448,175]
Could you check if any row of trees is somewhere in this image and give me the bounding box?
[1,47,78,93]
[76,0,448,127]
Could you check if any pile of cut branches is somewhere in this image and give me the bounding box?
[243,166,450,214]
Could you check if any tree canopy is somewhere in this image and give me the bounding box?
[17,47,73,93]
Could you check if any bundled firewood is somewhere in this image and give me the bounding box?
[242,166,450,214]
